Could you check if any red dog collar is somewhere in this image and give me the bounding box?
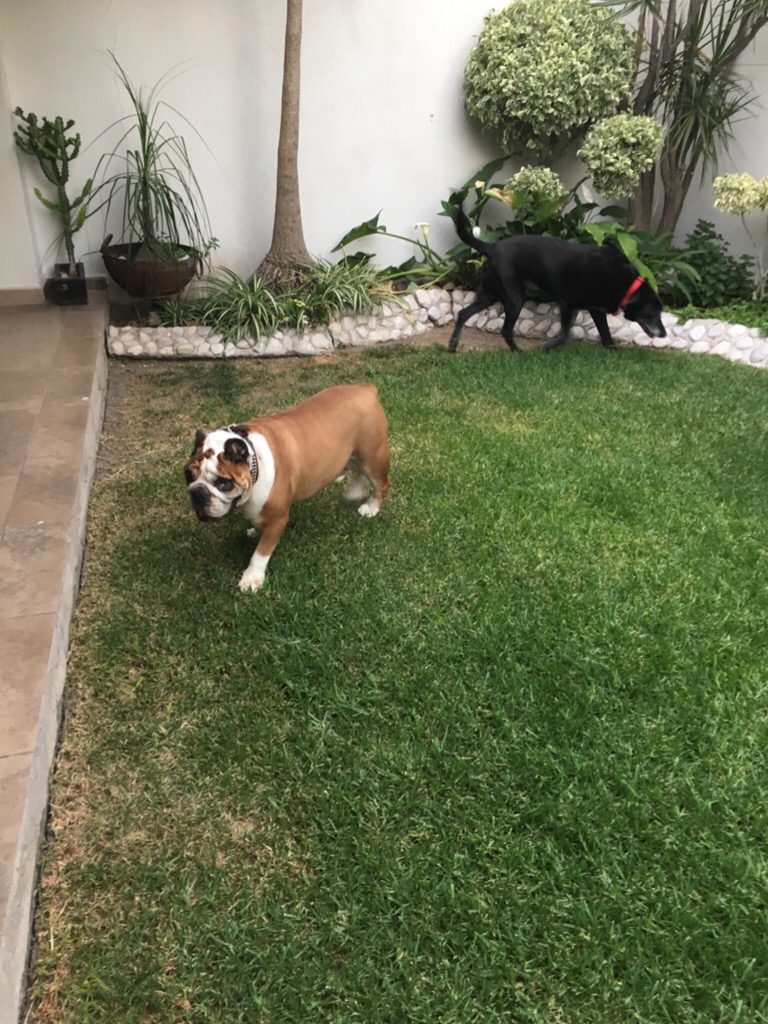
[615,276,645,315]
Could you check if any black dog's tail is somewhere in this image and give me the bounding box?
[448,192,492,257]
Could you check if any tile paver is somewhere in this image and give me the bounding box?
[0,296,107,1024]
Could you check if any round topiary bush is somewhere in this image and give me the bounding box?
[578,114,663,197]
[463,0,634,155]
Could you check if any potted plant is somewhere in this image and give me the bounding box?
[13,108,92,305]
[95,55,217,299]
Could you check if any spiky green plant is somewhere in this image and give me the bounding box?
[93,54,216,263]
[13,109,92,276]
[161,259,384,342]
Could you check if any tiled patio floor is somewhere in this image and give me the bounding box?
[0,296,108,1024]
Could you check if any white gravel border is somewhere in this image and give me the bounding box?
[106,285,768,369]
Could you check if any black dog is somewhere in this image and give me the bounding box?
[448,205,666,353]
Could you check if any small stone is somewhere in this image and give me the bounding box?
[427,305,441,321]
[312,331,332,351]
[736,334,755,350]
[145,341,157,356]
[710,340,731,357]
[671,338,689,350]
[414,289,430,308]
[727,323,748,339]
[475,314,489,329]
[689,339,711,354]
[224,342,238,358]
[688,324,706,342]
[159,346,174,356]
[265,337,285,357]
[211,343,224,356]
[486,317,504,332]
[652,336,668,348]
[128,344,143,357]
[108,325,119,339]
[750,343,768,364]
[175,342,195,356]
[111,340,125,355]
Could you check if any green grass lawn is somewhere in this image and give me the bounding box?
[31,343,768,1023]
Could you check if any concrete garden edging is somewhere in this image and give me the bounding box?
[106,285,768,369]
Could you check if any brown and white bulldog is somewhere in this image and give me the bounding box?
[184,383,390,592]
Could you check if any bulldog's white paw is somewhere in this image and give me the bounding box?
[357,500,380,518]
[238,569,265,593]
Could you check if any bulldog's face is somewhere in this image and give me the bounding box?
[184,427,252,521]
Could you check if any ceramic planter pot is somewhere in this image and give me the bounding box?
[101,236,200,298]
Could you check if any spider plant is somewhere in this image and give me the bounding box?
[93,53,216,262]
[161,260,387,342]
[282,258,384,330]
[165,270,283,341]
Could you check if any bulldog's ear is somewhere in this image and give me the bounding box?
[190,429,206,456]
[223,437,249,463]
[229,423,250,439]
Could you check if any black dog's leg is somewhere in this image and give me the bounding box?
[589,309,615,348]
[543,304,576,352]
[498,294,524,352]
[448,285,497,352]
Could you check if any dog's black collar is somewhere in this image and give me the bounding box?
[226,425,259,485]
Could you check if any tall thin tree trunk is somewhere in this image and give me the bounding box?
[256,0,312,287]
[628,167,655,231]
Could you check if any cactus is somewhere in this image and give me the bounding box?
[13,108,92,277]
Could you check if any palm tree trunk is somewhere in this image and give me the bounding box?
[256,0,312,287]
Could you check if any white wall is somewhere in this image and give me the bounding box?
[0,47,39,288]
[0,0,501,287]
[1,0,767,290]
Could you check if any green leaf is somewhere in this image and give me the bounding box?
[634,258,657,292]
[599,205,628,220]
[333,213,384,251]
[582,223,609,245]
[459,155,508,193]
[617,232,639,263]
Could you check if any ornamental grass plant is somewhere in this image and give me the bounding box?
[29,343,768,1024]
[162,258,384,341]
